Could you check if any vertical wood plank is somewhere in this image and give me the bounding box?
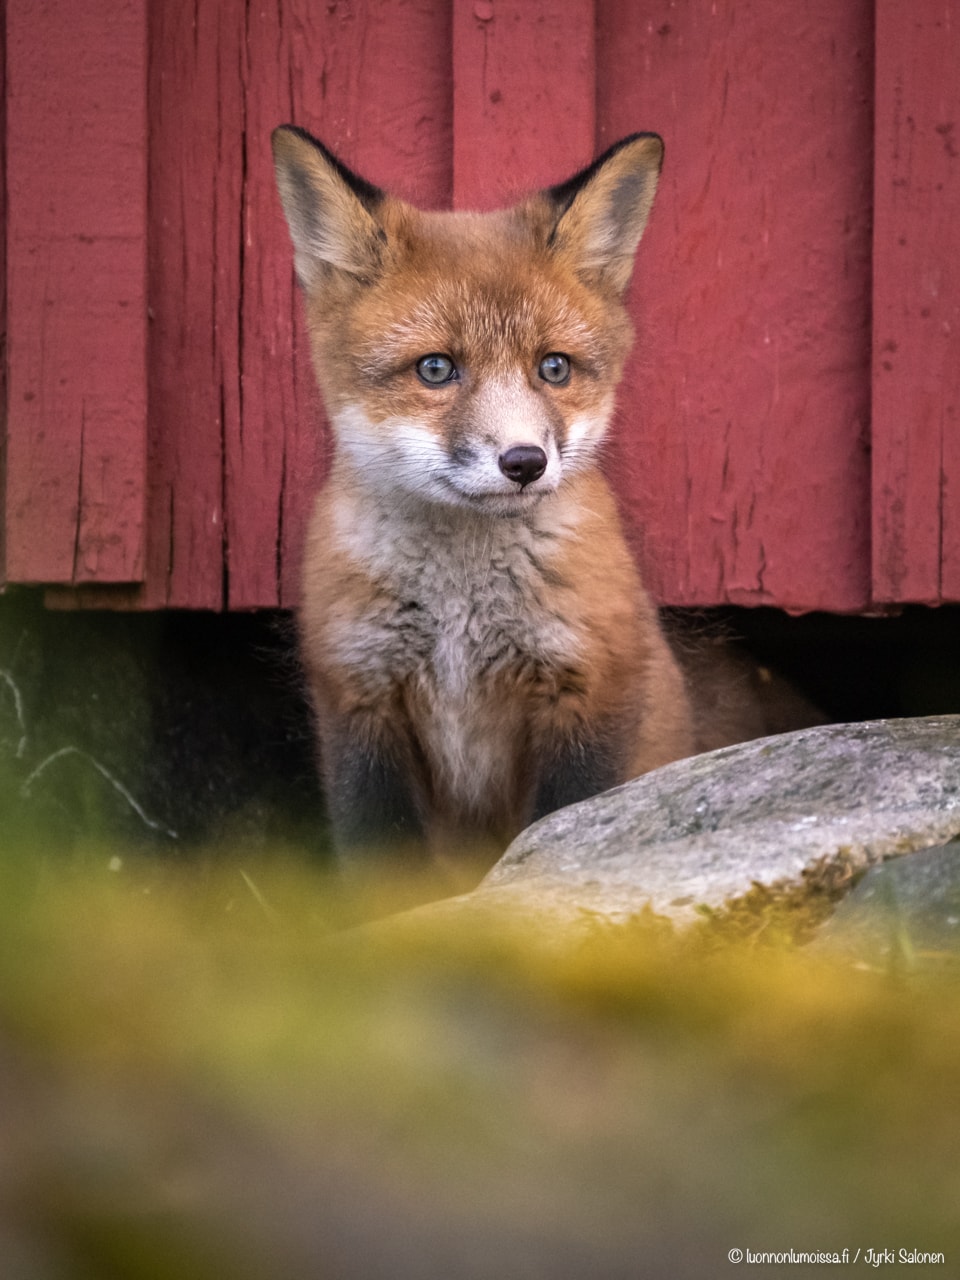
[5,0,148,584]
[872,0,960,605]
[595,0,874,612]
[134,0,246,609]
[452,0,595,210]
[236,0,453,609]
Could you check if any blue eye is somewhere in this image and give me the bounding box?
[416,354,457,385]
[538,353,570,385]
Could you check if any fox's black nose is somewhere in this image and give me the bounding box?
[498,445,547,488]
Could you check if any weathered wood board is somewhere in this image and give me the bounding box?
[872,0,960,605]
[452,0,595,210]
[6,0,958,612]
[5,0,148,586]
[595,0,874,612]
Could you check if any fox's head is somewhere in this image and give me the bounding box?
[272,127,663,516]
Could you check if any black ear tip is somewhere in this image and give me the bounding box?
[271,124,316,165]
[545,131,665,212]
[272,123,325,155]
[271,125,292,155]
[607,132,665,172]
[270,125,386,211]
[644,132,665,171]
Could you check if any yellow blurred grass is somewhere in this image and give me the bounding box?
[1,849,958,1277]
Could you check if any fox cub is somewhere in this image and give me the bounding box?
[272,127,806,883]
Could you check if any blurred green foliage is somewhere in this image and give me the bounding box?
[0,842,958,1279]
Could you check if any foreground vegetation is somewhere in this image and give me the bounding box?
[0,841,957,1279]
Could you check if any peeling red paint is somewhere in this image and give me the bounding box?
[872,0,960,605]
[3,1,957,611]
[5,0,147,586]
[597,0,874,613]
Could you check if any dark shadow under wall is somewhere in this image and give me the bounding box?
[720,605,960,723]
[0,586,957,862]
[0,589,326,861]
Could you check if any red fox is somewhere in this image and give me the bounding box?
[271,127,817,884]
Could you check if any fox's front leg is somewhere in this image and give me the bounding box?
[319,711,429,865]
[530,717,629,824]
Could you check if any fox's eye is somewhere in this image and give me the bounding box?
[416,354,457,385]
[538,353,570,385]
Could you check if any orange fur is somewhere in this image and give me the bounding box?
[272,128,796,884]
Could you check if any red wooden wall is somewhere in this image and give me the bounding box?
[2,0,957,613]
[871,0,960,606]
[6,0,148,587]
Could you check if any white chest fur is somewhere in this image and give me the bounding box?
[326,490,582,809]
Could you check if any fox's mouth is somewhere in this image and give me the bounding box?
[445,482,553,516]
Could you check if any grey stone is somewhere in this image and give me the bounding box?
[810,839,960,966]
[475,717,960,926]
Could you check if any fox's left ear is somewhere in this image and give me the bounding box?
[540,133,664,294]
[272,125,387,287]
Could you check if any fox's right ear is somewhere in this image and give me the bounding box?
[271,126,387,287]
[540,133,664,295]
